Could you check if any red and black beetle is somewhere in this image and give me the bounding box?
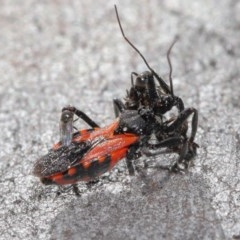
[33,106,184,185]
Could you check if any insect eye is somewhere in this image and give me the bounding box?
[135,76,146,88]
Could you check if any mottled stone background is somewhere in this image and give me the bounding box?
[0,0,239,239]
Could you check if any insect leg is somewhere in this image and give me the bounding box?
[144,136,184,155]
[173,96,185,112]
[169,138,188,172]
[113,98,126,117]
[72,184,81,196]
[60,109,74,146]
[60,106,100,146]
[62,106,100,128]
[143,137,194,172]
[164,107,198,143]
[125,144,141,175]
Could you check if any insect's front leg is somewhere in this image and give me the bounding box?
[161,108,199,171]
[169,138,188,172]
[164,107,198,143]
[143,136,192,172]
[160,99,192,168]
[166,136,199,172]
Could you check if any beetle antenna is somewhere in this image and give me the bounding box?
[167,36,178,97]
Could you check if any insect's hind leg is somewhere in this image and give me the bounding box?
[60,106,100,146]
[125,144,142,176]
[72,184,81,196]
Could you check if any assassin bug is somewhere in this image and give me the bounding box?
[113,5,198,169]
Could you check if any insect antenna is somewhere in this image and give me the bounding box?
[167,36,178,97]
[114,5,153,71]
[114,5,171,95]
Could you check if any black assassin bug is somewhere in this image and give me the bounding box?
[113,5,198,170]
[33,5,198,187]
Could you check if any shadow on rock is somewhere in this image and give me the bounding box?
[50,171,225,240]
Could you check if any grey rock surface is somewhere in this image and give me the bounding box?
[0,0,239,239]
